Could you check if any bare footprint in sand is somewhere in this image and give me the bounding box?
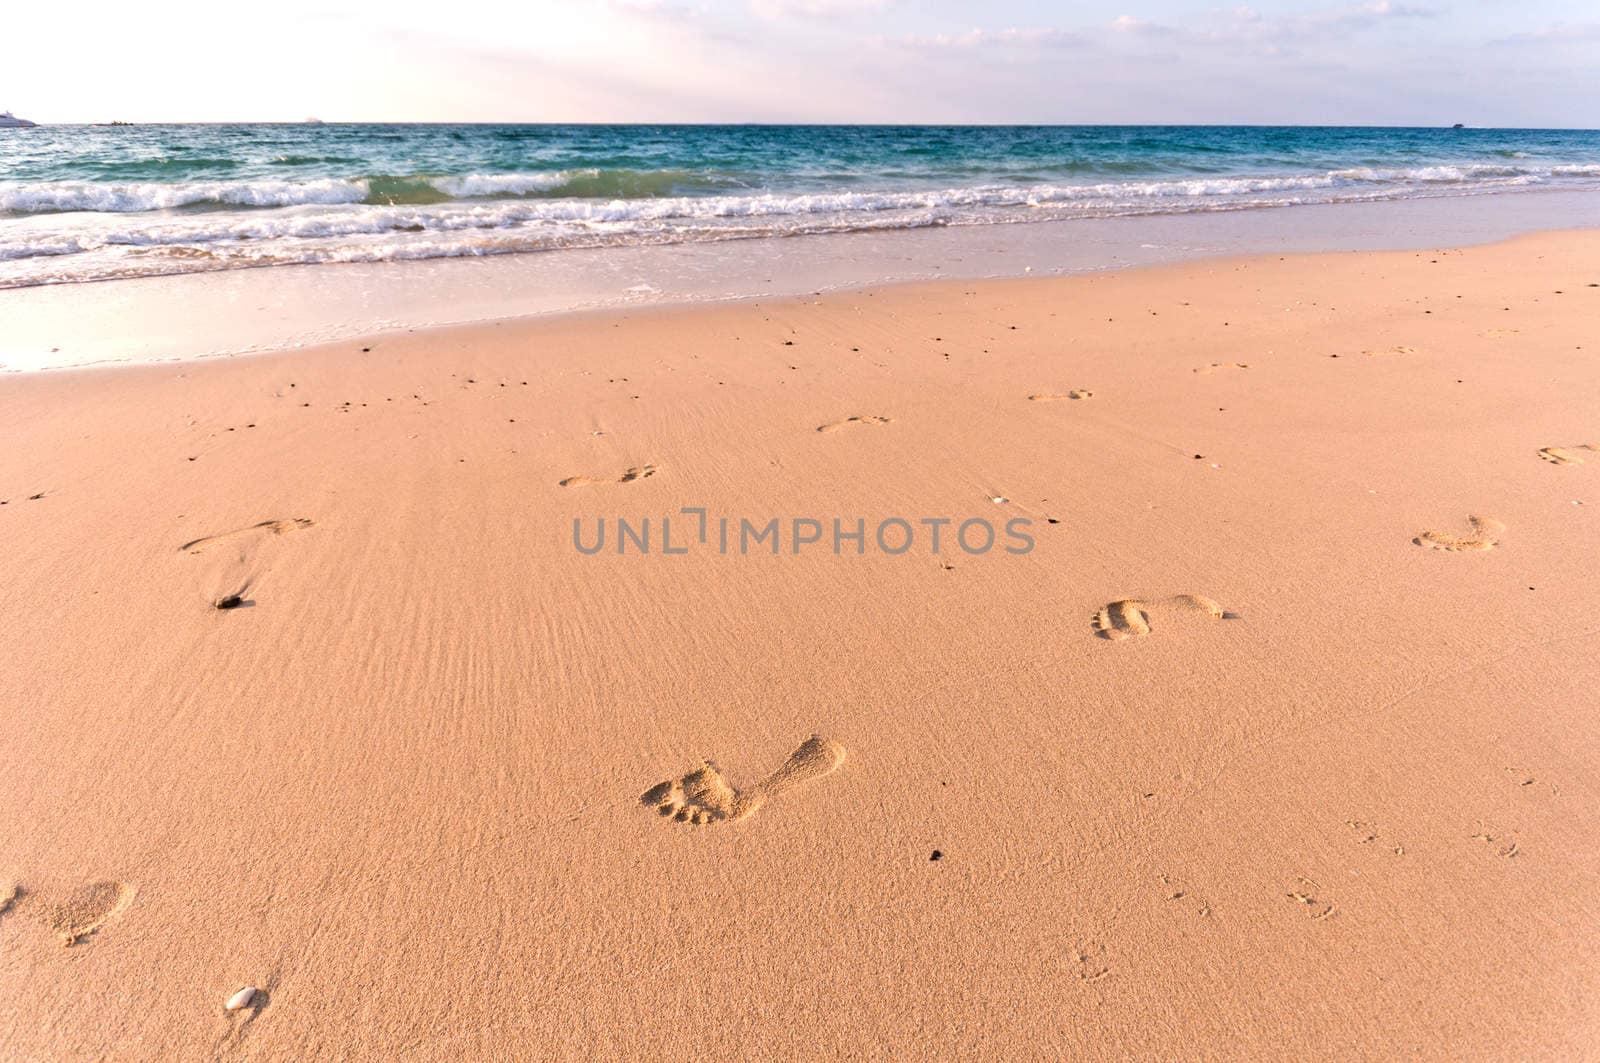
[559,464,657,487]
[1415,515,1504,552]
[5,880,135,947]
[1286,877,1337,921]
[1072,942,1111,982]
[1092,595,1225,640]
[817,415,892,434]
[1193,362,1249,375]
[46,881,135,946]
[1539,444,1599,466]
[1028,390,1094,402]
[1473,822,1522,859]
[180,519,314,555]
[641,734,845,826]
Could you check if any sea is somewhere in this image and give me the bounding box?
[4,124,1600,290]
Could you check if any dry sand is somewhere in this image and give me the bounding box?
[1,231,1598,1059]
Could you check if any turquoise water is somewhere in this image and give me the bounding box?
[2,124,1598,287]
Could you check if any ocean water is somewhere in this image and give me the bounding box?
[2,124,1598,289]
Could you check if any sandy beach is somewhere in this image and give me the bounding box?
[2,230,1598,1059]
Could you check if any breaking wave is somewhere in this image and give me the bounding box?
[5,162,1598,219]
[4,147,1600,287]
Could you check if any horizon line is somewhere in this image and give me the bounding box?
[13,120,1600,132]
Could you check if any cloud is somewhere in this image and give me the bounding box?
[901,26,1085,50]
[1494,22,1600,46]
[610,0,704,21]
[750,0,889,18]
[1107,0,1432,49]
[1306,1,1434,29]
[1109,15,1175,36]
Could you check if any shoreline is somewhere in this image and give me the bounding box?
[3,187,1598,372]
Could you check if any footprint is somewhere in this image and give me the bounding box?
[1473,823,1521,858]
[1286,877,1336,921]
[1502,765,1559,796]
[1538,444,1599,466]
[49,881,135,946]
[1193,362,1249,374]
[817,415,892,434]
[180,519,313,555]
[8,880,135,947]
[1361,345,1418,356]
[1028,390,1093,402]
[1414,515,1504,552]
[1091,595,1225,640]
[640,734,845,826]
[1347,819,1405,856]
[1072,942,1110,983]
[559,464,657,487]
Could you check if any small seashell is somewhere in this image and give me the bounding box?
[991,496,1008,504]
[225,986,257,1011]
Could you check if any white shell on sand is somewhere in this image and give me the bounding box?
[225,987,257,1011]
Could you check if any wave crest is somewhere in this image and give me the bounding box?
[0,178,368,213]
[6,161,1599,219]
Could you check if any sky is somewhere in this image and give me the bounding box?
[5,0,1598,126]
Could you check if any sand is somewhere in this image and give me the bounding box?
[1,231,1597,1059]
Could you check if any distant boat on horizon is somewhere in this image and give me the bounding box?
[0,110,37,128]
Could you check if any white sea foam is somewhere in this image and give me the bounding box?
[5,160,1600,287]
[0,178,368,214]
[434,170,595,197]
[5,162,1598,221]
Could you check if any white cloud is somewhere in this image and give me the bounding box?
[1307,1,1435,28]
[1495,22,1600,45]
[902,26,1084,50]
[750,0,889,18]
[1109,15,1165,34]
[1109,0,1433,48]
